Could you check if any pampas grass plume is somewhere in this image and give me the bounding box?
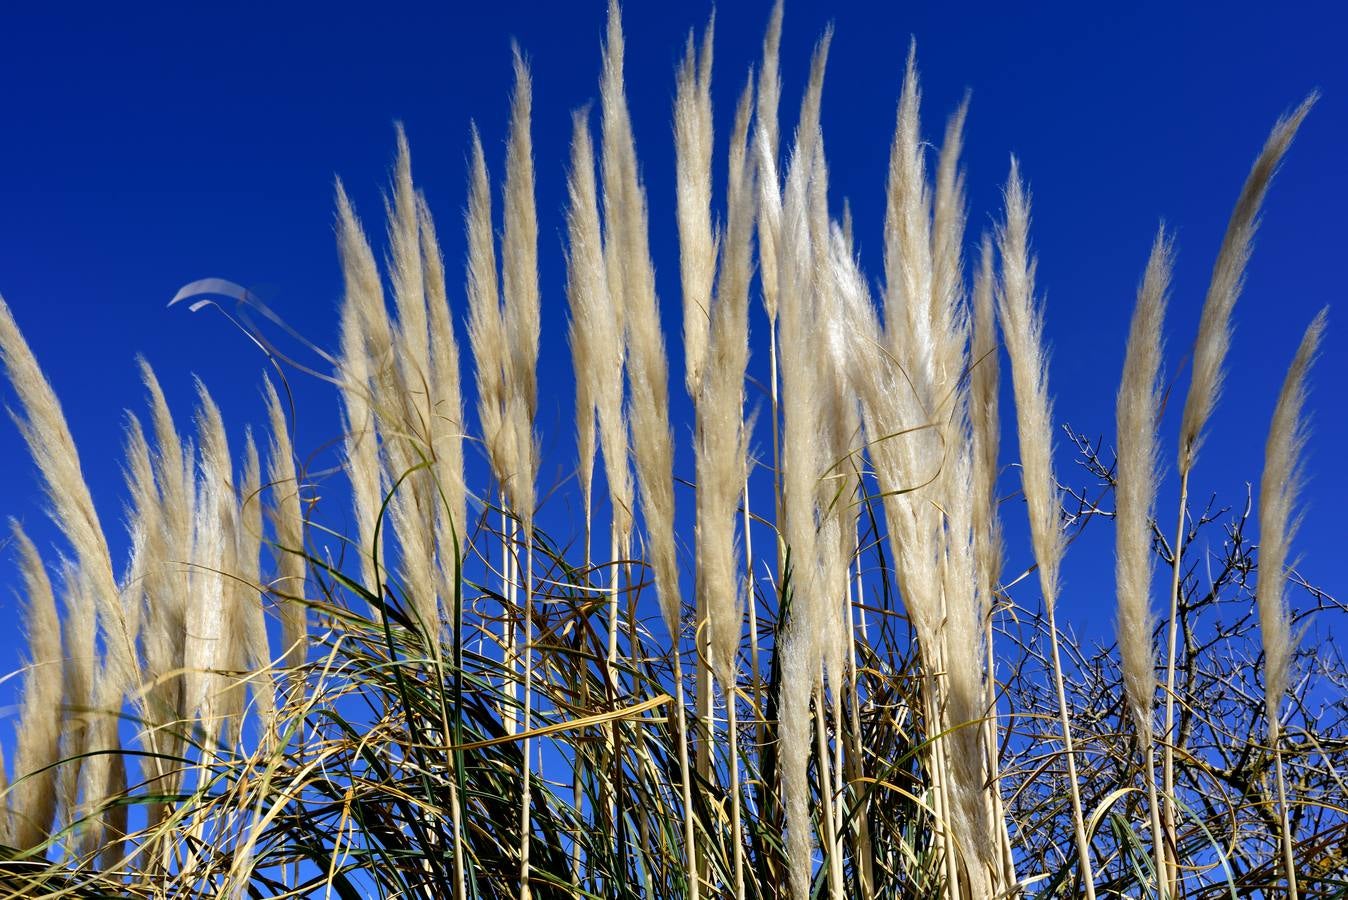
[8,523,63,849]
[1257,309,1326,719]
[675,15,717,397]
[264,378,308,668]
[1115,227,1172,735]
[1178,94,1316,472]
[602,0,681,636]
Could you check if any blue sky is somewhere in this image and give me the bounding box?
[0,0,1343,690]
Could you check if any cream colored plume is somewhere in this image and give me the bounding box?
[697,78,755,688]
[567,109,633,545]
[236,432,277,733]
[186,380,236,738]
[1178,94,1316,472]
[135,361,193,732]
[381,136,442,638]
[883,44,936,405]
[675,14,717,397]
[418,192,469,560]
[502,47,541,531]
[755,0,783,322]
[970,236,1002,619]
[1115,228,1172,736]
[465,129,516,503]
[56,556,95,832]
[995,162,1063,610]
[8,523,64,850]
[335,182,387,601]
[601,0,681,636]
[0,295,141,857]
[388,125,431,441]
[264,377,307,669]
[1257,309,1326,720]
[940,437,997,889]
[0,295,136,720]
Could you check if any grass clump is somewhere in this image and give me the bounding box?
[0,3,1342,898]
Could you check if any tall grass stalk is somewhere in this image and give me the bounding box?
[1161,95,1316,892]
[600,4,698,894]
[1256,309,1326,900]
[995,163,1096,899]
[1115,228,1173,893]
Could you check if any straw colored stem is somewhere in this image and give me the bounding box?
[814,682,843,900]
[1161,470,1188,896]
[1271,719,1299,900]
[519,535,535,899]
[1046,602,1097,899]
[726,677,745,900]
[672,652,700,900]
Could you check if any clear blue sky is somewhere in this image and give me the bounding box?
[1,0,1343,687]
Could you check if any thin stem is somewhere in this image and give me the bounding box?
[1143,734,1166,900]
[744,480,764,756]
[607,527,621,680]
[814,681,844,900]
[726,678,746,900]
[845,655,875,900]
[604,526,621,845]
[983,594,1016,891]
[503,504,518,736]
[1161,469,1190,896]
[1046,601,1097,900]
[1271,718,1300,900]
[672,652,700,900]
[518,532,535,899]
[769,324,784,568]
[573,501,591,887]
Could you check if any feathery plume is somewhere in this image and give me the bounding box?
[133,365,190,711]
[1115,228,1172,736]
[388,125,431,441]
[1257,309,1325,720]
[883,43,936,406]
[940,439,996,890]
[188,380,236,738]
[363,138,444,638]
[1178,94,1316,472]
[930,97,970,403]
[236,432,276,729]
[697,77,755,689]
[0,295,142,858]
[567,109,631,544]
[568,220,599,544]
[502,47,540,529]
[264,378,307,669]
[335,182,387,601]
[601,0,681,636]
[8,523,63,850]
[418,193,468,560]
[995,163,1063,609]
[56,556,95,831]
[466,128,517,498]
[755,0,783,323]
[675,14,717,397]
[0,295,136,717]
[122,411,181,831]
[969,236,1002,618]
